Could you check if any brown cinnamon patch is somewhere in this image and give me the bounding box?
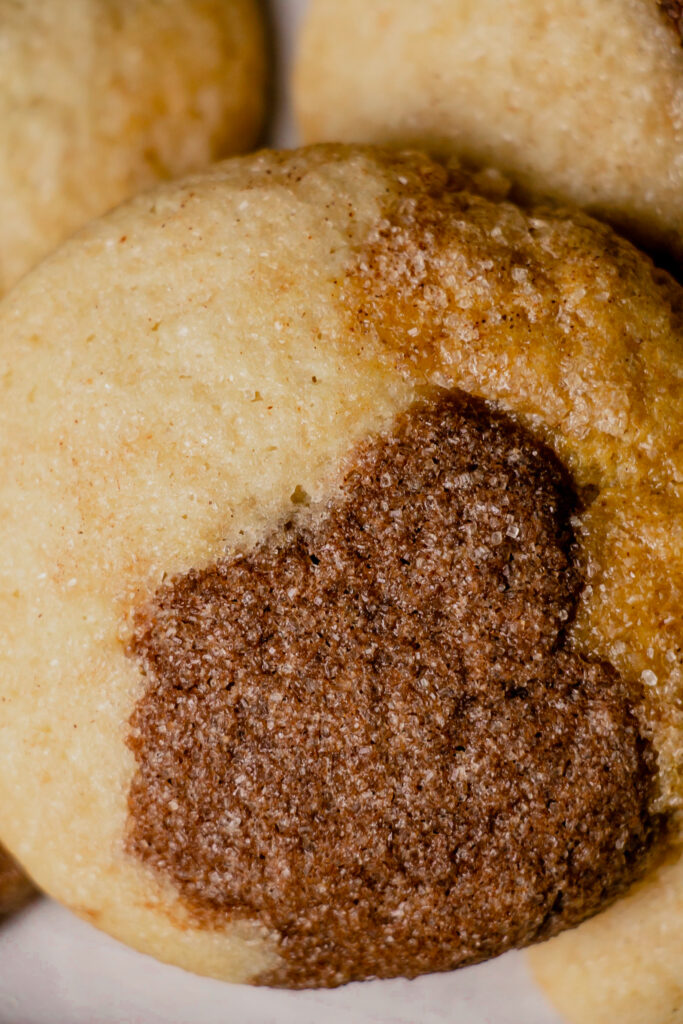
[126,390,660,988]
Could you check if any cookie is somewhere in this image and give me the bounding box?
[0,147,680,1010]
[0,0,266,295]
[295,0,683,265]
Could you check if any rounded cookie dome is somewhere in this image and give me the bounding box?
[0,0,266,295]
[0,146,680,1013]
[295,0,683,266]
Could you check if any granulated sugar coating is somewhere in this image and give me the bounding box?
[128,390,659,988]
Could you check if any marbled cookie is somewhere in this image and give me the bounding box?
[0,147,680,1019]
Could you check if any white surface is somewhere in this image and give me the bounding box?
[0,901,562,1024]
[0,2,564,1022]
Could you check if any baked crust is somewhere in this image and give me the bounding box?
[0,146,679,1009]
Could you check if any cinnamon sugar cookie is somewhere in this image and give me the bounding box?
[0,147,680,1015]
[0,0,266,295]
[295,0,683,265]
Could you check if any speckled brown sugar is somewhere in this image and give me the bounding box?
[660,0,683,42]
[127,390,659,988]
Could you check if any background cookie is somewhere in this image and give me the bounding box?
[295,0,683,266]
[0,0,266,295]
[0,146,680,1014]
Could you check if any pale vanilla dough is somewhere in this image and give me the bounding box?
[0,0,266,296]
[0,146,680,1013]
[295,0,683,264]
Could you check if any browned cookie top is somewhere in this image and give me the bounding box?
[127,389,659,988]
